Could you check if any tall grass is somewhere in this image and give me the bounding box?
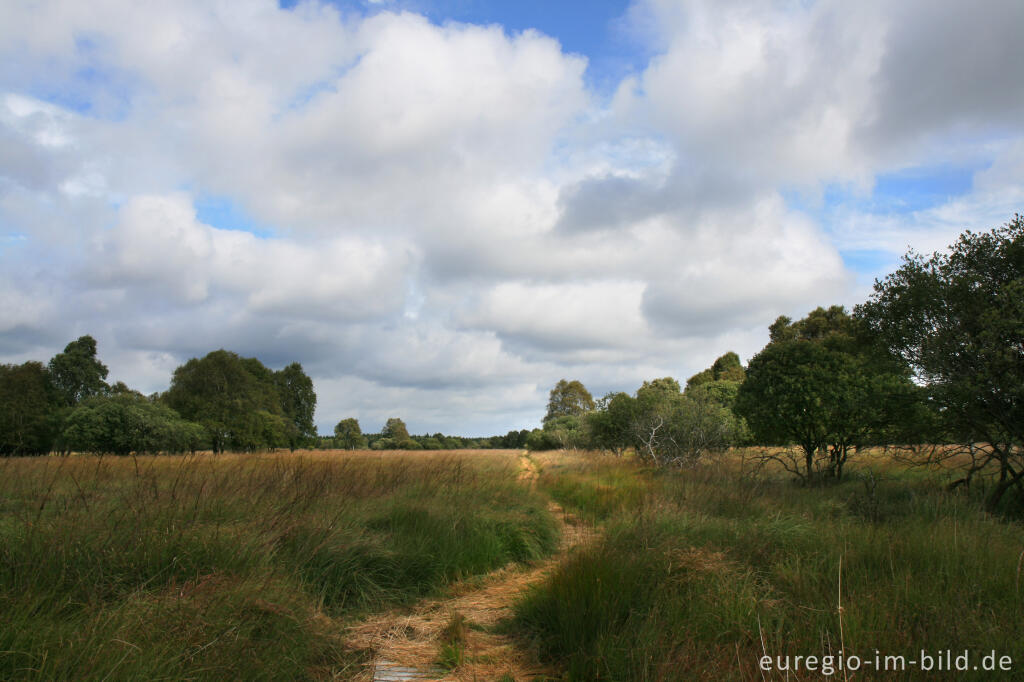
[515,453,1024,680]
[0,451,558,680]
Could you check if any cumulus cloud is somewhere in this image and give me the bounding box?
[639,197,850,334]
[90,194,410,317]
[461,280,649,351]
[0,0,1021,434]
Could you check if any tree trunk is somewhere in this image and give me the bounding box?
[803,444,815,481]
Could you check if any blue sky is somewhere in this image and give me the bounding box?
[287,0,643,85]
[1,0,1022,435]
[392,0,643,91]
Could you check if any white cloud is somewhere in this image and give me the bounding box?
[461,280,649,351]
[91,194,411,318]
[0,0,1021,435]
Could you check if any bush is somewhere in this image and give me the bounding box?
[62,393,206,454]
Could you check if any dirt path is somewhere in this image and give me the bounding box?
[344,452,594,681]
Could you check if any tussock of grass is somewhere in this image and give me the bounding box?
[0,451,558,680]
[515,453,1024,680]
[537,456,651,522]
[435,612,469,671]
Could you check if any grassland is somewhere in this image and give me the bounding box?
[515,450,1024,680]
[0,450,558,680]
[2,448,1022,680]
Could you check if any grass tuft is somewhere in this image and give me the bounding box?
[514,451,1024,680]
[0,450,557,680]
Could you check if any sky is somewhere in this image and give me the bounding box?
[1,0,1023,437]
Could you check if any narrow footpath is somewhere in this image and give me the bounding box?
[344,452,594,681]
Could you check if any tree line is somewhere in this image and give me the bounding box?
[323,416,531,451]
[528,215,1023,512]
[0,342,529,456]
[0,344,317,456]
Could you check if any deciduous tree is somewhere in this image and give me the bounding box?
[543,379,595,423]
[275,362,317,448]
[686,351,746,388]
[163,350,296,452]
[62,393,205,455]
[856,215,1024,509]
[47,335,109,406]
[382,417,410,442]
[334,418,367,449]
[0,362,60,456]
[737,308,914,482]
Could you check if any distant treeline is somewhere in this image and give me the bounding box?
[0,341,528,457]
[315,415,530,451]
[0,344,317,456]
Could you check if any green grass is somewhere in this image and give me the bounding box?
[7,448,1022,680]
[0,451,559,680]
[536,455,651,522]
[515,452,1024,680]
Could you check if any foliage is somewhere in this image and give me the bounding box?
[334,418,367,449]
[525,428,557,451]
[275,362,317,448]
[0,362,60,456]
[584,378,743,465]
[62,393,206,455]
[496,429,530,449]
[47,335,109,407]
[683,353,748,440]
[736,307,914,482]
[631,379,742,466]
[382,417,410,442]
[585,392,634,456]
[543,379,595,423]
[856,215,1024,509]
[541,414,584,450]
[688,378,741,410]
[686,351,746,388]
[769,304,856,343]
[163,350,301,452]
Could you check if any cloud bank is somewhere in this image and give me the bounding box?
[1,0,1022,434]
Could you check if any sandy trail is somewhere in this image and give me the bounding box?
[344,452,594,681]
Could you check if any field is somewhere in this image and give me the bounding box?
[0,450,557,679]
[520,450,1024,680]
[1,448,1023,680]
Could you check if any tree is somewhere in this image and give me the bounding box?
[736,308,914,482]
[382,417,410,442]
[585,392,634,456]
[526,427,560,451]
[856,215,1024,510]
[629,378,739,466]
[47,335,109,407]
[62,393,205,455]
[0,362,60,456]
[334,418,367,449]
[275,362,317,448]
[163,350,296,452]
[498,429,530,449]
[543,379,595,423]
[769,305,855,344]
[582,378,741,465]
[542,414,584,450]
[686,351,746,388]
